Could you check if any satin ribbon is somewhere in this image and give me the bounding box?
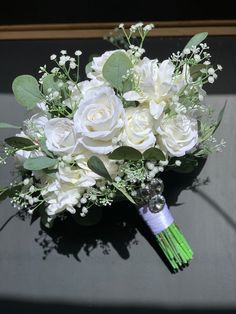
[138,203,174,234]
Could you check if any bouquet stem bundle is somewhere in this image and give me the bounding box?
[137,179,193,271]
[156,223,193,270]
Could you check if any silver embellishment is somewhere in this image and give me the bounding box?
[135,178,166,212]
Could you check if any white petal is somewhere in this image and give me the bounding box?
[123,91,142,102]
[66,206,76,214]
[149,100,165,120]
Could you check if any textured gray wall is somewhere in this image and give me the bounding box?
[0,37,236,313]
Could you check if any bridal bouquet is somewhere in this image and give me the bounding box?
[0,23,225,271]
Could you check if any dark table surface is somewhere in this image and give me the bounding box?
[0,36,236,313]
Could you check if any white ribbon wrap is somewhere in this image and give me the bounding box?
[138,203,174,235]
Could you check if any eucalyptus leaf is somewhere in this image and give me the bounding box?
[213,102,227,134]
[199,124,215,143]
[123,80,133,93]
[200,102,227,142]
[85,61,93,75]
[123,100,137,108]
[190,64,208,80]
[184,32,208,50]
[0,188,10,202]
[143,147,166,161]
[87,156,112,181]
[5,136,36,151]
[12,75,44,110]
[8,185,23,197]
[113,182,136,204]
[197,120,203,139]
[43,74,62,95]
[102,51,133,91]
[39,138,54,158]
[42,168,57,179]
[24,156,58,171]
[0,184,22,202]
[109,146,142,161]
[0,122,20,129]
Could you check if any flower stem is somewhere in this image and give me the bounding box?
[156,223,193,271]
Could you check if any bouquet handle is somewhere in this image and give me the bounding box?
[136,179,193,271]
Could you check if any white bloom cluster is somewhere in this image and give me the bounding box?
[1,23,224,227]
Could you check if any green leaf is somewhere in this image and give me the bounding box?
[42,168,57,179]
[109,146,142,161]
[184,32,208,50]
[0,184,22,202]
[198,123,214,143]
[5,136,36,151]
[198,102,226,143]
[0,122,20,129]
[143,147,166,161]
[23,156,58,171]
[113,182,136,204]
[122,77,133,93]
[190,64,208,80]
[42,74,62,95]
[87,156,112,181]
[123,100,137,108]
[39,138,54,158]
[85,61,93,75]
[102,51,133,91]
[213,102,227,134]
[12,75,44,110]
[0,188,10,202]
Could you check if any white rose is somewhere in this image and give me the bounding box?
[74,86,125,154]
[122,105,156,152]
[123,58,177,120]
[157,114,198,157]
[45,118,80,155]
[58,163,96,187]
[62,80,106,112]
[87,50,125,81]
[25,113,48,140]
[43,179,82,216]
[78,79,105,96]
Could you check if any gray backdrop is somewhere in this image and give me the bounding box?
[0,36,236,313]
